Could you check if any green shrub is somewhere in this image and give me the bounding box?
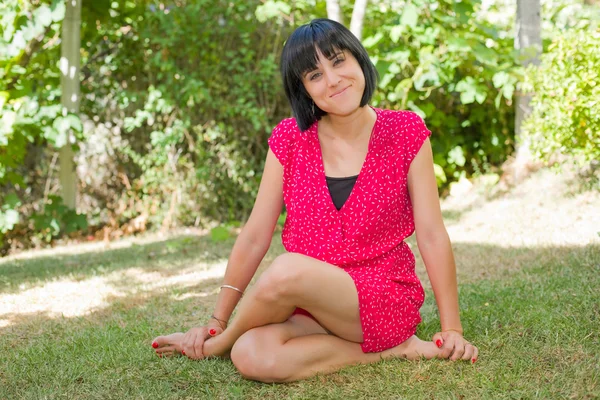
[522,29,600,168]
[82,0,290,226]
[30,195,88,243]
[363,0,518,184]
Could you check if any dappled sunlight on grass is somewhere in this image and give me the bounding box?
[0,276,126,327]
[0,231,237,295]
[113,260,228,290]
[170,292,214,301]
[0,257,230,328]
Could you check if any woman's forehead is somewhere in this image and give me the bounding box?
[299,44,344,74]
[314,46,343,62]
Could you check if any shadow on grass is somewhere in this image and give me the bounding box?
[0,240,598,399]
[0,232,242,294]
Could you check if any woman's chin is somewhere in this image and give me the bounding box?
[325,103,364,118]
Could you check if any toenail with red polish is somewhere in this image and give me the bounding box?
[158,353,163,358]
[152,342,158,348]
[472,358,477,364]
[436,340,442,348]
[182,350,186,355]
[209,329,216,335]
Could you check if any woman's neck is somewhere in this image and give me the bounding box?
[319,106,376,141]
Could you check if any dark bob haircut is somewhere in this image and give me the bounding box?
[280,18,379,131]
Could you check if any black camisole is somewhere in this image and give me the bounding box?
[325,174,359,211]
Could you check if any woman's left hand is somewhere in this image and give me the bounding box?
[432,330,478,363]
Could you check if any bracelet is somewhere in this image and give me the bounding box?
[443,328,464,335]
[210,315,228,330]
[220,284,244,296]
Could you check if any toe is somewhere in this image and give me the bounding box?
[152,336,167,349]
[152,332,185,350]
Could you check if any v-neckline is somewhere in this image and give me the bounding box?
[315,106,379,214]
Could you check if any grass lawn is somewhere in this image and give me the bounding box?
[1,168,599,399]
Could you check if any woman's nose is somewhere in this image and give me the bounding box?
[325,71,341,87]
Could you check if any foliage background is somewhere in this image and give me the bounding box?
[1,0,598,254]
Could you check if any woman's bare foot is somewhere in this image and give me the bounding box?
[387,335,440,360]
[151,332,185,358]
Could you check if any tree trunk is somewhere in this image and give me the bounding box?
[512,0,541,183]
[59,0,82,210]
[326,0,344,24]
[350,0,368,41]
[584,0,600,5]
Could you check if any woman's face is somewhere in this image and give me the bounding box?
[301,47,365,117]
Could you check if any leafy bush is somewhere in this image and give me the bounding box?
[0,0,79,253]
[522,28,600,168]
[1,0,291,253]
[79,0,290,229]
[362,0,518,184]
[30,195,88,243]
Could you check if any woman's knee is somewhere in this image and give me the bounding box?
[255,253,306,302]
[230,330,291,383]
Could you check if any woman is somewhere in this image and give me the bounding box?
[151,18,478,382]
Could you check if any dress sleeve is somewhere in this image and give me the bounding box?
[267,118,296,166]
[402,111,432,168]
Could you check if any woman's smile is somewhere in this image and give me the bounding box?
[330,85,352,98]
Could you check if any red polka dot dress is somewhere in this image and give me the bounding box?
[267,107,432,353]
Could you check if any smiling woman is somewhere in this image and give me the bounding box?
[152,18,478,383]
[280,19,378,131]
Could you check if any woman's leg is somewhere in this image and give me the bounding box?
[231,315,440,383]
[203,252,365,357]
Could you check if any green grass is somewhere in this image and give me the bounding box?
[0,232,598,399]
[0,235,235,295]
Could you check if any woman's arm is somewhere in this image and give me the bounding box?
[407,138,477,362]
[407,138,462,333]
[180,149,286,359]
[210,148,285,325]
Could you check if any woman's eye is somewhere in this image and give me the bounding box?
[334,58,344,66]
[310,73,321,80]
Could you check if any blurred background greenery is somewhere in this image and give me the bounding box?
[0,0,598,255]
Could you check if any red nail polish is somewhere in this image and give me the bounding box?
[209,329,216,335]
[158,353,163,358]
[152,342,158,349]
[472,358,477,364]
[182,350,186,356]
[436,340,442,348]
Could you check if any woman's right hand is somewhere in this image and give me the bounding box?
[181,322,225,360]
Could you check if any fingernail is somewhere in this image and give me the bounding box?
[158,353,163,358]
[152,342,158,349]
[209,329,216,335]
[436,340,443,348]
[472,358,477,364]
[182,350,186,356]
